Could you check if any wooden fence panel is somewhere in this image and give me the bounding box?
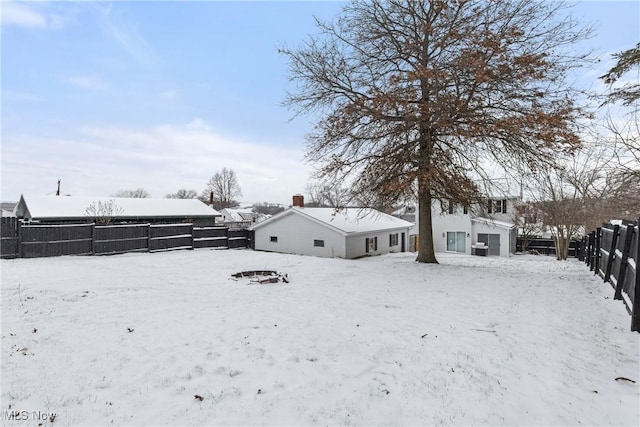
[150,224,193,251]
[516,237,580,257]
[94,224,149,255]
[1,217,19,258]
[228,228,248,249]
[2,221,251,258]
[20,224,93,258]
[632,223,640,331]
[615,224,637,309]
[599,226,616,281]
[193,227,228,249]
[589,219,640,332]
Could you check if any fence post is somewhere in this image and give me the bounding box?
[587,231,596,271]
[604,224,620,282]
[591,231,597,268]
[190,224,195,250]
[17,220,23,258]
[594,227,602,275]
[91,223,96,255]
[147,224,152,252]
[614,224,635,300]
[631,218,640,332]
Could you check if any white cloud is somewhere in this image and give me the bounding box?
[1,120,311,205]
[65,75,108,90]
[158,89,180,101]
[1,1,69,30]
[1,2,46,28]
[186,118,210,132]
[98,3,159,67]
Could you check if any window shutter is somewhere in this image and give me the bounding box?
[365,238,369,253]
[487,199,492,214]
[502,199,507,214]
[374,237,378,251]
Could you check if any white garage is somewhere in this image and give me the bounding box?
[250,206,414,259]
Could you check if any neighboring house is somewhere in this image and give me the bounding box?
[218,208,268,228]
[1,201,17,217]
[15,195,221,226]
[392,205,416,223]
[414,196,519,257]
[250,196,414,259]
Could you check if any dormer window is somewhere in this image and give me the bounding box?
[488,199,507,214]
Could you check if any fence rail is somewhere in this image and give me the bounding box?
[0,219,252,259]
[580,218,640,332]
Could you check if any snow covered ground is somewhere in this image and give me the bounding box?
[1,249,638,426]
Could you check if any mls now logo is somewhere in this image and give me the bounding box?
[1,410,57,421]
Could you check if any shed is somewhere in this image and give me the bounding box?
[15,195,221,226]
[250,206,414,259]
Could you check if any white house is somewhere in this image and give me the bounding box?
[15,195,221,226]
[415,196,519,257]
[250,196,413,259]
[218,207,268,228]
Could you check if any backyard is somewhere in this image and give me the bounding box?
[1,249,638,426]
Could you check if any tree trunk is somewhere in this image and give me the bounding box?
[555,232,569,261]
[416,178,438,263]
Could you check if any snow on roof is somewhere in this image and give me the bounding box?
[472,217,516,229]
[252,207,413,234]
[220,208,247,222]
[17,195,221,219]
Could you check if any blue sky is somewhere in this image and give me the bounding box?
[2,1,639,205]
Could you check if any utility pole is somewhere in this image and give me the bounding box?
[56,179,61,196]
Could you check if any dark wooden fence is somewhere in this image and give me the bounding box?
[516,237,580,257]
[580,219,640,332]
[0,218,252,259]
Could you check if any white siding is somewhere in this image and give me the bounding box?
[473,221,514,257]
[430,207,473,254]
[253,213,347,258]
[345,228,410,259]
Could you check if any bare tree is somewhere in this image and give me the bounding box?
[252,202,285,216]
[165,189,198,199]
[202,168,242,210]
[513,202,545,253]
[304,180,350,207]
[281,0,592,263]
[528,144,639,260]
[598,43,640,187]
[85,200,123,225]
[113,188,150,198]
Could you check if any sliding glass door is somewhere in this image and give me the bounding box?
[446,231,466,253]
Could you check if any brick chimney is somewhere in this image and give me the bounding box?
[292,194,304,208]
[209,191,214,206]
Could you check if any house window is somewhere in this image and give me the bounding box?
[314,239,325,247]
[270,236,278,243]
[365,237,378,253]
[448,200,454,215]
[495,199,507,214]
[446,231,466,253]
[463,205,469,215]
[389,233,399,247]
[488,199,507,214]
